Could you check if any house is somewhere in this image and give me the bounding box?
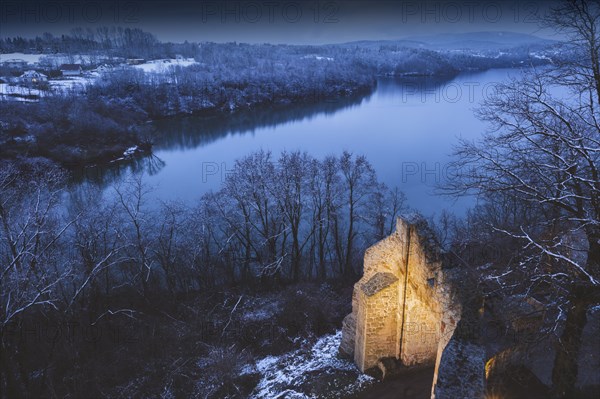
[126,58,145,65]
[1,59,27,69]
[18,70,48,85]
[59,64,83,76]
[94,64,113,74]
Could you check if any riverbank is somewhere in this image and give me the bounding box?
[0,73,375,167]
[0,89,376,168]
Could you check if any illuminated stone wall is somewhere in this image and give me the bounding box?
[340,217,461,380]
[354,272,399,369]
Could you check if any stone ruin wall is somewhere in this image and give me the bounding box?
[340,217,461,395]
[341,217,600,398]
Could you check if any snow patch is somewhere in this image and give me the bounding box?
[48,76,93,93]
[250,331,373,398]
[0,83,46,101]
[301,55,334,62]
[110,146,142,163]
[0,53,45,64]
[123,146,139,157]
[132,58,197,73]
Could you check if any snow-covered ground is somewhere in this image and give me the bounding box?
[110,146,144,163]
[0,76,94,101]
[302,55,334,61]
[0,52,45,64]
[132,58,197,73]
[0,83,45,100]
[0,56,197,102]
[1,52,196,73]
[0,52,96,67]
[42,54,95,66]
[48,76,93,93]
[249,331,373,398]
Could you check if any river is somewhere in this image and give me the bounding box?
[80,68,525,216]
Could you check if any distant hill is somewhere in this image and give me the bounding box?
[333,39,427,50]
[338,32,560,51]
[404,31,558,49]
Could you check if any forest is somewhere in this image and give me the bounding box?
[0,27,557,165]
[0,150,408,397]
[1,1,598,398]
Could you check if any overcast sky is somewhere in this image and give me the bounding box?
[0,0,562,44]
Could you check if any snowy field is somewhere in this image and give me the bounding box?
[0,54,200,101]
[0,52,96,67]
[48,76,94,92]
[0,83,45,100]
[0,52,45,64]
[132,58,196,73]
[0,77,94,101]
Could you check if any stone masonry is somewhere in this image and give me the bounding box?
[341,217,600,398]
[340,217,461,393]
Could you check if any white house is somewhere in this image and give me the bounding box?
[126,58,145,65]
[60,64,83,76]
[18,70,48,84]
[94,64,113,74]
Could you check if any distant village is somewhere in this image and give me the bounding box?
[0,53,194,101]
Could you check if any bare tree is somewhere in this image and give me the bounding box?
[447,1,600,395]
[307,155,339,279]
[367,185,408,242]
[154,201,187,296]
[114,174,155,299]
[0,164,72,325]
[275,151,314,281]
[68,184,129,308]
[545,0,600,108]
[218,150,287,282]
[197,150,397,283]
[0,163,74,394]
[338,152,378,277]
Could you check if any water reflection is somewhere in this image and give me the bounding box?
[375,75,458,98]
[71,154,167,188]
[69,69,520,215]
[72,90,374,188]
[152,92,373,151]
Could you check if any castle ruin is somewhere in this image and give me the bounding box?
[340,217,600,398]
[339,217,462,396]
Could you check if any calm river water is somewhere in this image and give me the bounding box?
[83,68,525,216]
